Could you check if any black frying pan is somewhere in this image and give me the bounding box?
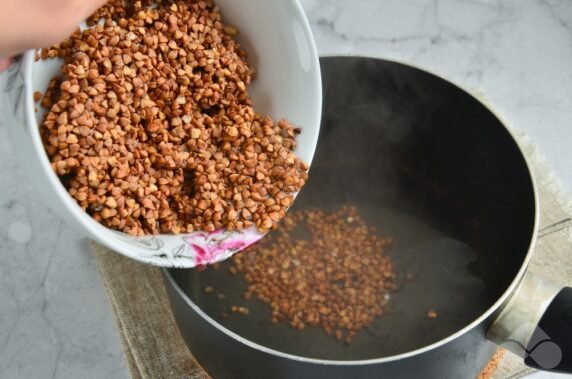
[164,56,572,378]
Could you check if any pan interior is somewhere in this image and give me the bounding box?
[169,57,536,360]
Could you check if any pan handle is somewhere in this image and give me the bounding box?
[487,273,572,373]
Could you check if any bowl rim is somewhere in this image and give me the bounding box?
[163,54,540,364]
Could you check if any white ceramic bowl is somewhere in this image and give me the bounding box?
[3,0,322,267]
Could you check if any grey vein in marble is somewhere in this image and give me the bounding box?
[301,0,572,191]
[0,75,127,379]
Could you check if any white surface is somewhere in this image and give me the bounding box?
[1,0,571,377]
[7,0,321,268]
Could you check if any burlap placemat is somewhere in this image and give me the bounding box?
[91,132,572,379]
[92,241,209,379]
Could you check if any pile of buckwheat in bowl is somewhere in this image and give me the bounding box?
[37,0,309,236]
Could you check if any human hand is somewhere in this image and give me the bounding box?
[0,0,108,71]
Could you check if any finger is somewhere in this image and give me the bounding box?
[0,58,12,72]
[0,0,109,57]
[76,0,110,21]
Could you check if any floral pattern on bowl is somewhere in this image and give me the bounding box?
[182,228,263,266]
[114,226,264,267]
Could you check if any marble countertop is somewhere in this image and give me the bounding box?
[1,0,571,378]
